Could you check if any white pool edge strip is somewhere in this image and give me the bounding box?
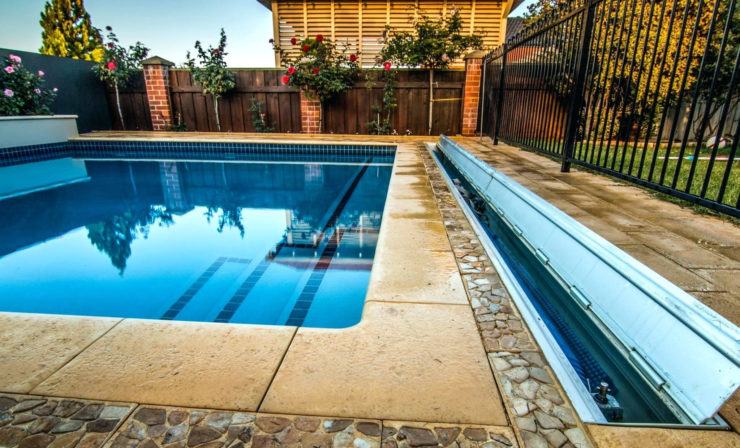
[425,143,609,423]
[435,136,740,424]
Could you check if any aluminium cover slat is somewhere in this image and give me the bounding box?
[438,135,740,424]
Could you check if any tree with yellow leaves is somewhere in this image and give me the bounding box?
[39,0,104,62]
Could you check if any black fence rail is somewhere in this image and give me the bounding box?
[480,0,739,216]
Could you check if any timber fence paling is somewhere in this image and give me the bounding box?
[152,69,464,135]
[108,71,153,131]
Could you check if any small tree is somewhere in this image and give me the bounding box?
[185,28,236,132]
[92,26,148,130]
[0,54,57,116]
[273,34,359,130]
[380,9,483,134]
[39,0,103,61]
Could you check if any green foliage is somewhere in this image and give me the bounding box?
[185,28,236,131]
[185,29,236,99]
[0,54,57,116]
[92,27,149,87]
[378,9,484,69]
[249,97,273,132]
[273,35,360,103]
[39,0,103,61]
[169,113,188,132]
[367,70,397,135]
[521,0,570,27]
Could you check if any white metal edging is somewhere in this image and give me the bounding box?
[437,135,740,424]
[426,143,608,423]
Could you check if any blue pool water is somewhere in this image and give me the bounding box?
[0,148,393,328]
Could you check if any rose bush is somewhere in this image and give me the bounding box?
[272,34,359,103]
[0,53,57,116]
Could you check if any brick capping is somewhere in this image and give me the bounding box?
[461,51,484,136]
[142,56,175,131]
[300,91,322,134]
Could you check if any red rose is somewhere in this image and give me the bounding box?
[291,37,298,45]
[349,54,358,62]
[312,67,320,75]
[106,60,117,71]
[281,74,290,85]
[383,61,391,71]
[315,34,324,43]
[107,42,114,49]
[302,44,310,53]
[287,66,296,75]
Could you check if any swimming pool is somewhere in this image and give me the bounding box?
[0,141,394,328]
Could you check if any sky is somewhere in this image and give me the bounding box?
[0,0,276,67]
[0,0,534,67]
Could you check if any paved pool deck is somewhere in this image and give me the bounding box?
[0,132,737,448]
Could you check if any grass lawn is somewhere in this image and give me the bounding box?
[510,137,739,208]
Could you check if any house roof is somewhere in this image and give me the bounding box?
[506,17,525,40]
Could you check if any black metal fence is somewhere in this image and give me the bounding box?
[480,0,739,216]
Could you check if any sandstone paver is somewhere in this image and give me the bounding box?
[0,314,120,394]
[31,320,295,411]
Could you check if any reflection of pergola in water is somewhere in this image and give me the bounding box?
[156,159,388,272]
[277,210,381,271]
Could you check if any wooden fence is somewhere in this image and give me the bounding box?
[170,69,302,133]
[325,70,465,135]
[107,72,152,131]
[113,69,464,135]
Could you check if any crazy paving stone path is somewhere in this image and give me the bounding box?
[0,396,520,448]
[0,394,135,448]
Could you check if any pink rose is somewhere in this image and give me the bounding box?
[8,54,21,64]
[106,60,117,71]
[38,70,45,77]
[4,65,14,74]
[3,88,13,97]
[52,87,58,92]
[34,88,41,94]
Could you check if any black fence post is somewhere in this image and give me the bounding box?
[493,44,508,145]
[561,0,596,172]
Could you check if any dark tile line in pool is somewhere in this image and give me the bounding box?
[285,230,343,327]
[213,259,271,323]
[0,142,72,167]
[0,141,396,167]
[72,140,396,154]
[160,257,228,320]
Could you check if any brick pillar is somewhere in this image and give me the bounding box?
[300,91,322,134]
[142,56,175,131]
[462,51,486,136]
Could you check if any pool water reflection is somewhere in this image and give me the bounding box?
[0,157,392,328]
